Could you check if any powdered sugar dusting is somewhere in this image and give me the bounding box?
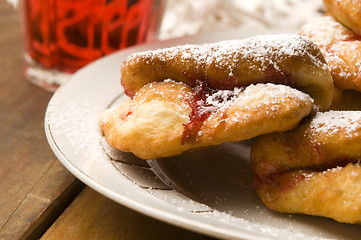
[136,79,192,119]
[299,16,361,85]
[129,34,326,76]
[46,96,105,160]
[260,83,313,104]
[194,210,329,240]
[215,83,314,133]
[310,111,361,138]
[204,88,244,115]
[239,83,313,112]
[299,16,348,48]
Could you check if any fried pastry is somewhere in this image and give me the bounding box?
[251,111,361,224]
[100,80,313,159]
[121,34,334,111]
[300,16,361,93]
[323,0,361,35]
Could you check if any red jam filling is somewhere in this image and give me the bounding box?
[254,157,353,192]
[264,64,295,87]
[182,80,242,144]
[343,33,361,42]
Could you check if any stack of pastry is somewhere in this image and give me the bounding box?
[252,0,361,225]
[100,34,333,159]
[100,1,361,225]
[299,0,361,110]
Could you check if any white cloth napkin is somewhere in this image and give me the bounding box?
[159,0,324,40]
[5,0,17,8]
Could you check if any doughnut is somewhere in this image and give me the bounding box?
[100,80,313,159]
[251,111,361,224]
[121,34,334,111]
[299,16,361,93]
[323,0,361,35]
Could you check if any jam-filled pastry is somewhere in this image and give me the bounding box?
[300,16,361,93]
[323,0,361,36]
[100,80,313,159]
[121,34,334,111]
[251,111,361,224]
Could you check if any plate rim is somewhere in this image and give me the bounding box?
[44,82,269,240]
[45,29,352,240]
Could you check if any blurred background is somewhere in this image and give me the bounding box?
[7,0,325,41]
[158,0,324,39]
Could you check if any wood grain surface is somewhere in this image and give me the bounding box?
[0,1,84,239]
[41,187,216,240]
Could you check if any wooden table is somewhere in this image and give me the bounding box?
[0,2,217,239]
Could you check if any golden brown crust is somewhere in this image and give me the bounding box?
[300,16,361,93]
[258,163,361,224]
[121,34,334,111]
[323,0,361,35]
[251,111,361,224]
[100,81,313,159]
[100,81,192,159]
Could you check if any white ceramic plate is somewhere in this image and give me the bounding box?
[45,30,361,240]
